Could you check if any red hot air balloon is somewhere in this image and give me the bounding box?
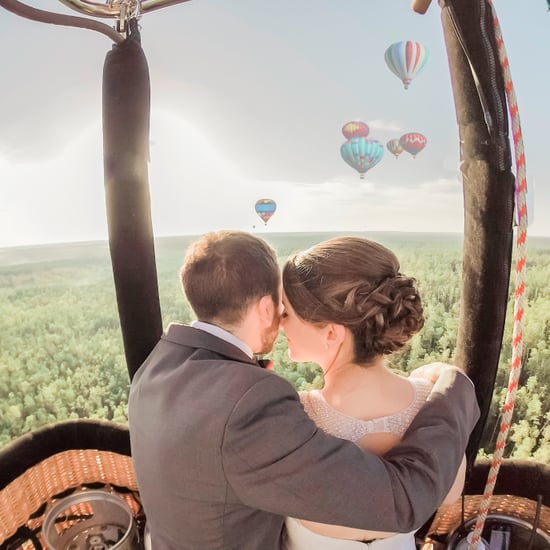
[399,132,427,158]
[342,121,370,140]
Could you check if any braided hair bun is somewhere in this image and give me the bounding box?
[283,237,424,364]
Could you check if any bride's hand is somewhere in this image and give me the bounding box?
[409,362,462,384]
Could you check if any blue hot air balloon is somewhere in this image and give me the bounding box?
[340,137,384,179]
[384,41,428,89]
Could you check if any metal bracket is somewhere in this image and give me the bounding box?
[114,0,141,34]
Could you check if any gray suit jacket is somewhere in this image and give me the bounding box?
[128,324,479,550]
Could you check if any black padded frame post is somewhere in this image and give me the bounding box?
[440,0,515,467]
[102,20,163,380]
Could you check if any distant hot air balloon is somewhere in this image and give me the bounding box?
[342,121,369,140]
[386,138,404,159]
[399,132,427,157]
[384,41,428,89]
[340,137,384,179]
[255,199,277,225]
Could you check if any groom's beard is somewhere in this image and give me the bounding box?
[258,310,280,355]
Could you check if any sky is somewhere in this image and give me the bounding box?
[1,1,548,248]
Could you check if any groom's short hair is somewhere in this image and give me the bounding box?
[181,230,280,326]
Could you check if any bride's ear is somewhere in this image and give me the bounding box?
[325,323,346,347]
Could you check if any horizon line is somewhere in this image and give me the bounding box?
[3,229,550,253]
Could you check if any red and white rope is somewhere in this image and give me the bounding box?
[468,1,528,548]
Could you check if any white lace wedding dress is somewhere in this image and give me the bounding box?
[283,377,433,550]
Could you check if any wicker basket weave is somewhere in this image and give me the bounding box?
[422,459,550,546]
[427,493,550,539]
[0,420,143,549]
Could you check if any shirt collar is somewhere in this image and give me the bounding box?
[191,320,254,359]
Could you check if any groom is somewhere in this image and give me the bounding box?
[128,230,479,550]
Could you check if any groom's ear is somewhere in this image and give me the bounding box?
[257,295,275,326]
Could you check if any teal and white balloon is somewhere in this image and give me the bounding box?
[340,138,384,179]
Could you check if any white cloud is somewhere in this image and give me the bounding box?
[367,119,406,134]
[226,176,465,234]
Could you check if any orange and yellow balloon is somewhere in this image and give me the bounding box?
[342,121,370,140]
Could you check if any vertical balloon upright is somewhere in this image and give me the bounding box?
[102,20,163,380]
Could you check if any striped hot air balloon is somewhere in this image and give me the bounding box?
[386,138,404,159]
[255,199,277,225]
[384,41,428,89]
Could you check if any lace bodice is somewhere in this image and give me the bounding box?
[284,377,432,549]
[299,377,433,442]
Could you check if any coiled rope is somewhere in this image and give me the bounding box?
[468,1,528,548]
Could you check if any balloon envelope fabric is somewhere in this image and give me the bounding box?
[384,41,428,89]
[340,138,384,178]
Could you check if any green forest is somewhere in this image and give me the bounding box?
[1,232,549,463]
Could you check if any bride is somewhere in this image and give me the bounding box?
[280,236,466,549]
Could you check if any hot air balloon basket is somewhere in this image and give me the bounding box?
[421,460,550,547]
[424,494,550,548]
[0,420,145,550]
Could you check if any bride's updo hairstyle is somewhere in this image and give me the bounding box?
[282,237,424,364]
